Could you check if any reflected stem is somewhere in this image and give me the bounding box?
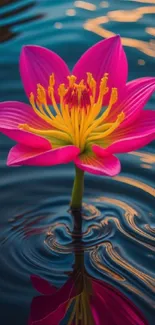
[70,165,84,210]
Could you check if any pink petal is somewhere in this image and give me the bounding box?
[20,45,70,103]
[28,317,32,325]
[91,279,149,325]
[7,144,80,166]
[72,35,128,105]
[30,300,68,325]
[31,274,80,324]
[93,110,155,156]
[0,101,51,149]
[105,77,155,127]
[31,275,57,295]
[74,152,121,176]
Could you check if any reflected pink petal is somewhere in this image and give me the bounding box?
[0,101,51,149]
[7,144,80,166]
[93,110,155,156]
[74,152,121,176]
[31,274,80,324]
[72,35,128,105]
[20,45,70,102]
[91,279,149,325]
[31,297,68,325]
[31,275,57,295]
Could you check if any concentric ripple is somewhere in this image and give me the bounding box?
[0,151,154,324]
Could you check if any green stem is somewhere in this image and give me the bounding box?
[70,166,84,209]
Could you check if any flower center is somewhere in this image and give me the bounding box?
[64,75,91,110]
[19,73,125,152]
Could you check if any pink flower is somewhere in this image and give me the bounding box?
[0,35,155,176]
[29,274,149,325]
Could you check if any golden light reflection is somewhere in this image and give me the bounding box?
[83,203,101,220]
[100,1,109,8]
[74,1,96,11]
[145,224,155,234]
[129,151,155,165]
[138,59,146,65]
[100,216,155,251]
[140,163,152,169]
[66,9,76,16]
[90,248,125,281]
[114,176,155,197]
[91,243,155,293]
[131,0,155,3]
[105,243,155,291]
[94,197,155,246]
[107,6,155,22]
[54,22,63,29]
[90,246,155,304]
[84,5,155,57]
[146,27,155,36]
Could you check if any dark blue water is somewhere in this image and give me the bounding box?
[0,1,155,324]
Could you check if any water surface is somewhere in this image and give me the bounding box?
[0,1,155,324]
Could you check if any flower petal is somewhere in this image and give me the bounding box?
[72,35,128,105]
[105,77,155,127]
[7,144,80,166]
[93,110,155,156]
[20,45,70,102]
[31,274,81,324]
[31,275,57,295]
[91,279,149,325]
[30,300,68,325]
[0,101,51,149]
[74,152,121,176]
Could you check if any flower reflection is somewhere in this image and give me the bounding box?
[29,210,149,325]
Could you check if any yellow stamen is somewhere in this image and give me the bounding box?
[80,87,119,150]
[74,108,80,147]
[82,73,109,134]
[67,75,77,87]
[101,87,118,121]
[19,124,71,142]
[48,85,62,117]
[87,111,125,142]
[37,84,55,120]
[97,73,109,105]
[29,92,54,126]
[49,73,55,87]
[87,73,96,105]
[21,72,124,154]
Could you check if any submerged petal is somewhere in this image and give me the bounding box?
[20,45,70,102]
[31,274,80,324]
[72,35,128,105]
[0,101,51,149]
[31,275,57,295]
[7,144,80,166]
[74,152,121,176]
[30,299,68,325]
[91,279,149,325]
[93,110,155,156]
[105,77,155,127]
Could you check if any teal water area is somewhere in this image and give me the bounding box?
[0,1,155,324]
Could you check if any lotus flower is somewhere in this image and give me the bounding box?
[0,35,155,176]
[29,274,149,325]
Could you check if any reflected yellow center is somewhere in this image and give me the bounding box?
[66,275,94,325]
[19,73,125,152]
